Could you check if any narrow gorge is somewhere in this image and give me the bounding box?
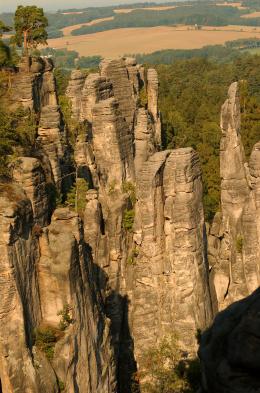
[0,54,259,393]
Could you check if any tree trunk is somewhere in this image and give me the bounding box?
[23,30,30,72]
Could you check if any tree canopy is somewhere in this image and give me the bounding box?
[13,6,48,53]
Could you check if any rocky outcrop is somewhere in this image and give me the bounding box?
[0,181,116,392]
[199,287,260,393]
[10,56,57,111]
[0,184,54,393]
[38,105,65,186]
[65,57,213,390]
[38,208,116,393]
[92,97,135,187]
[6,56,260,393]
[208,83,260,312]
[100,58,138,130]
[80,73,113,123]
[132,148,212,366]
[134,108,157,174]
[65,69,85,120]
[12,157,50,227]
[147,68,161,146]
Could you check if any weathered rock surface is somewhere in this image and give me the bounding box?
[5,56,260,393]
[65,69,85,120]
[67,56,213,389]
[208,83,260,312]
[147,68,161,146]
[0,184,117,392]
[12,157,50,226]
[0,184,55,393]
[199,288,260,393]
[80,73,113,123]
[132,148,212,366]
[38,105,65,185]
[11,57,57,111]
[100,58,138,130]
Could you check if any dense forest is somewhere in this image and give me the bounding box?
[157,55,260,220]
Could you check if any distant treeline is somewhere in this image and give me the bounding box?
[71,5,260,36]
[1,1,260,39]
[132,38,260,64]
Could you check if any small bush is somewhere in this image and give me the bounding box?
[108,179,116,195]
[65,178,89,215]
[127,247,139,265]
[236,235,243,253]
[122,181,136,205]
[140,334,201,393]
[123,209,135,231]
[138,86,148,108]
[57,304,73,331]
[34,326,61,360]
[58,379,65,391]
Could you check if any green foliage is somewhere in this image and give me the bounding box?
[123,209,135,232]
[13,6,48,53]
[57,304,73,331]
[34,326,60,360]
[58,379,65,391]
[140,334,201,393]
[236,235,244,253]
[0,21,12,67]
[58,94,87,146]
[138,86,148,108]
[0,20,12,37]
[156,55,260,221]
[54,67,70,96]
[122,181,136,205]
[66,178,89,214]
[127,247,139,266]
[0,101,38,177]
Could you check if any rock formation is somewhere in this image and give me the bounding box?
[2,55,259,393]
[147,68,161,146]
[64,56,212,387]
[208,82,260,312]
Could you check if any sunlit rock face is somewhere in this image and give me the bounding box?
[208,83,260,312]
[6,56,259,393]
[69,56,212,389]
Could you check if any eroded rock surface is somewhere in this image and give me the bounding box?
[208,83,260,312]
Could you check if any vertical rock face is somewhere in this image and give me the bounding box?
[147,68,162,146]
[65,69,86,120]
[0,185,56,393]
[38,209,117,393]
[100,58,138,130]
[0,184,116,393]
[92,97,135,187]
[0,55,230,393]
[11,57,57,111]
[67,56,212,390]
[132,148,212,365]
[12,157,50,227]
[134,108,157,174]
[80,73,113,123]
[208,83,260,312]
[38,105,65,186]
